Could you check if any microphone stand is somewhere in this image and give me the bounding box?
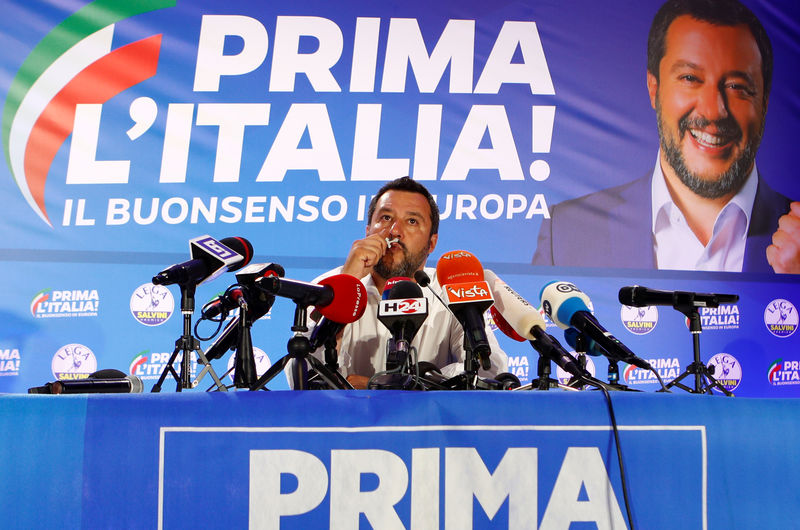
[231,299,257,389]
[152,283,227,393]
[571,333,638,392]
[249,304,352,391]
[526,344,561,390]
[665,301,733,396]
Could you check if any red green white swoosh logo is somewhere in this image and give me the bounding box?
[2,0,175,226]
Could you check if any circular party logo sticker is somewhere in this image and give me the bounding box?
[764,299,798,338]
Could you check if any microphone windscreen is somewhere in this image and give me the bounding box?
[316,274,368,323]
[436,250,484,285]
[490,306,526,342]
[388,280,423,299]
[484,269,544,340]
[89,368,127,379]
[220,236,254,271]
[383,277,412,299]
[539,280,592,330]
[413,270,430,287]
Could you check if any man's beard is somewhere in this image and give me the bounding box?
[656,98,762,199]
[374,242,429,280]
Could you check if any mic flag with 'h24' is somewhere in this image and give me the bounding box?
[152,235,253,286]
[436,250,494,371]
[377,279,429,371]
[540,281,652,370]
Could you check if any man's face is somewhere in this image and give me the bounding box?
[648,15,767,199]
[367,190,437,279]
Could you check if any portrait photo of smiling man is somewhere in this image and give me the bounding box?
[533,0,800,273]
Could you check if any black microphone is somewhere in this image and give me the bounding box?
[529,329,591,380]
[201,287,246,320]
[29,375,144,394]
[414,270,454,313]
[619,285,739,308]
[153,235,253,286]
[203,263,285,362]
[540,281,652,371]
[377,280,429,371]
[309,317,345,352]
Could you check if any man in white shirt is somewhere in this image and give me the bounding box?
[533,0,799,273]
[308,176,507,389]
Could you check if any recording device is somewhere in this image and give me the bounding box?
[540,281,652,370]
[437,250,494,371]
[482,270,589,380]
[377,279,429,371]
[255,273,367,324]
[28,369,143,394]
[619,285,739,308]
[152,235,253,286]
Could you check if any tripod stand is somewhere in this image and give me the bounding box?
[249,304,352,391]
[152,283,226,392]
[665,302,733,396]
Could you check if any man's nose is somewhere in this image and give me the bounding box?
[389,220,403,237]
[695,84,728,122]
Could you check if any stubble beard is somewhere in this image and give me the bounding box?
[374,243,430,280]
[656,96,763,200]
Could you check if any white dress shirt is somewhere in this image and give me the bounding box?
[651,154,757,272]
[306,266,508,380]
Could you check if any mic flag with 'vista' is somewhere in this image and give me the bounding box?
[436,250,493,371]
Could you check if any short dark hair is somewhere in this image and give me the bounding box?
[647,0,773,104]
[367,176,440,236]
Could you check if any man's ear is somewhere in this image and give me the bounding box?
[647,71,658,110]
[427,233,438,255]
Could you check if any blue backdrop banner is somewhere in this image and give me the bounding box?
[1,0,799,395]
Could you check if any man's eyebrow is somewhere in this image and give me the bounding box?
[669,60,702,73]
[669,61,757,85]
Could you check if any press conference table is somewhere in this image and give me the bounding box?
[1,389,797,529]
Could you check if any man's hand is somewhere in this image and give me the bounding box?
[341,233,389,279]
[767,202,800,274]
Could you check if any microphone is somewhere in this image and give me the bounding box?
[201,288,246,320]
[564,327,610,359]
[203,262,285,362]
[255,273,367,324]
[152,235,253,286]
[436,250,494,371]
[28,372,144,394]
[377,280,429,371]
[540,281,652,371]
[483,269,545,341]
[481,270,589,379]
[489,307,526,342]
[309,317,345,352]
[382,276,412,300]
[413,270,453,314]
[619,285,739,308]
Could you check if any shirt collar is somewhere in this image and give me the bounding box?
[651,150,758,233]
